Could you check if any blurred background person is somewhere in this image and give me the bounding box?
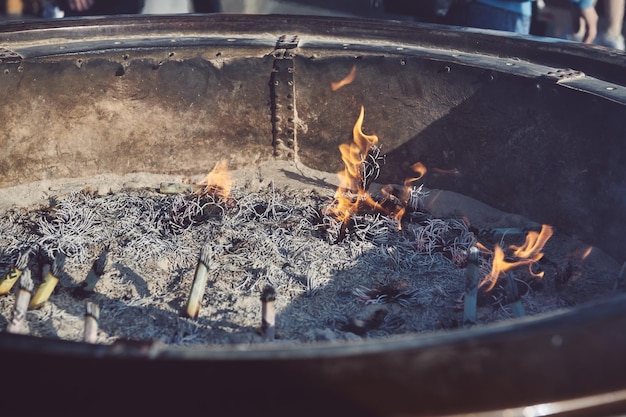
[597,0,625,49]
[452,0,599,43]
[61,0,144,16]
[191,0,221,13]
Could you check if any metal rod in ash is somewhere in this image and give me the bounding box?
[6,269,34,334]
[30,252,66,309]
[261,285,276,341]
[0,249,30,295]
[84,302,100,344]
[186,243,211,319]
[463,246,480,328]
[505,273,526,318]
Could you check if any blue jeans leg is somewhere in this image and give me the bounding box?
[464,2,531,34]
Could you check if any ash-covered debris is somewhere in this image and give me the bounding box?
[0,180,617,345]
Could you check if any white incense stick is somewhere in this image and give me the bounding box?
[7,269,34,334]
[186,243,211,319]
[463,246,480,328]
[84,302,100,343]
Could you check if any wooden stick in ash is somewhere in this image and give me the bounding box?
[463,246,480,328]
[261,285,276,341]
[81,250,108,292]
[0,249,30,296]
[84,302,100,344]
[185,243,211,319]
[6,269,34,334]
[505,273,526,318]
[29,253,66,309]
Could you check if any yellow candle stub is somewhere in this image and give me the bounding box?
[0,267,22,295]
[29,272,59,309]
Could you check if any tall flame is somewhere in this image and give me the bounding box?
[196,160,232,199]
[328,106,382,223]
[480,224,554,291]
[336,105,378,192]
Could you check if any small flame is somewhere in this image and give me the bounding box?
[196,160,232,199]
[331,64,357,91]
[404,162,427,186]
[581,246,593,260]
[480,224,554,291]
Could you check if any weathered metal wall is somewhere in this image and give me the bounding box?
[0,49,275,185]
[0,14,625,261]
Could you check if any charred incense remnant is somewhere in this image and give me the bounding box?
[505,273,526,318]
[185,243,211,319]
[260,285,276,341]
[84,302,100,344]
[362,145,384,191]
[6,269,34,334]
[81,250,108,292]
[463,246,480,328]
[0,249,31,295]
[29,252,66,309]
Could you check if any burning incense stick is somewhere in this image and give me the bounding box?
[185,243,212,319]
[505,273,526,318]
[463,246,480,328]
[29,253,66,309]
[81,250,108,292]
[6,269,34,334]
[260,285,276,341]
[84,302,100,343]
[0,249,30,295]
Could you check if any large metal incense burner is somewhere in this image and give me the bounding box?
[1,14,626,416]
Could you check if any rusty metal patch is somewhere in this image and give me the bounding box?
[0,47,22,63]
[542,68,585,83]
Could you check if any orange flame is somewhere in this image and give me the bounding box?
[404,162,427,186]
[327,106,382,223]
[331,64,357,91]
[196,160,232,199]
[480,224,554,291]
[336,105,378,192]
